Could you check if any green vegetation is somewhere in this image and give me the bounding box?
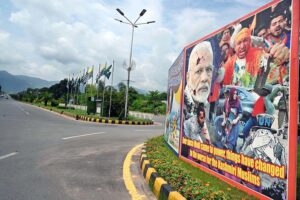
[146,136,300,199]
[33,103,152,123]
[10,79,167,118]
[130,90,167,114]
[145,136,257,200]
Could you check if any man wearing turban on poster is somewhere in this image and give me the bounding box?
[222,27,289,88]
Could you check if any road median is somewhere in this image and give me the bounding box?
[23,102,154,125]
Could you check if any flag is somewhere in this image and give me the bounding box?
[96,64,102,84]
[81,66,93,85]
[96,63,106,83]
[81,68,88,85]
[75,71,81,86]
[70,73,75,88]
[99,64,112,79]
[103,64,112,79]
[75,77,80,86]
[87,66,93,80]
[66,75,70,89]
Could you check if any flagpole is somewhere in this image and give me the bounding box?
[101,63,107,117]
[81,69,85,106]
[109,60,114,118]
[71,73,74,105]
[101,78,106,117]
[66,74,70,107]
[85,67,88,112]
[96,64,101,100]
[90,65,94,99]
[75,72,79,105]
[74,75,78,105]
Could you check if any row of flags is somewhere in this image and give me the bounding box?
[66,62,115,117]
[67,63,113,88]
[96,64,112,83]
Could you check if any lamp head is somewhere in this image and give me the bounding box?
[140,9,146,16]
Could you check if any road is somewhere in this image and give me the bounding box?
[0,97,164,200]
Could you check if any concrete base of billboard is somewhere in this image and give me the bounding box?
[140,147,186,200]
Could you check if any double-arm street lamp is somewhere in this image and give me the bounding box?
[115,8,155,118]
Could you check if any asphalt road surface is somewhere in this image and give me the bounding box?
[0,97,163,200]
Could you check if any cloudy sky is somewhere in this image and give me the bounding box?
[0,0,271,91]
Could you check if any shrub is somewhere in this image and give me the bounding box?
[51,100,59,107]
[145,136,256,200]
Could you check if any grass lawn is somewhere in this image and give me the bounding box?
[33,103,152,122]
[146,136,300,200]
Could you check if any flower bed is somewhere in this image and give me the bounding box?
[145,136,257,200]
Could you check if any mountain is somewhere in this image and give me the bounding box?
[134,87,148,95]
[0,70,57,93]
[16,75,57,89]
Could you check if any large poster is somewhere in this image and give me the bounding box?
[164,51,184,154]
[179,0,299,199]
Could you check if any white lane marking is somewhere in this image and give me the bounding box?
[134,130,152,132]
[17,105,30,115]
[0,152,18,160]
[62,132,106,140]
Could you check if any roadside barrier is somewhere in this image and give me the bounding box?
[77,115,153,125]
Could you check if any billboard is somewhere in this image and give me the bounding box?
[172,0,299,199]
[164,51,184,154]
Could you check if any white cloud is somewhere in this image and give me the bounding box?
[19,63,62,79]
[173,8,218,48]
[1,0,271,90]
[0,30,28,66]
[9,9,31,25]
[233,0,269,7]
[0,31,10,40]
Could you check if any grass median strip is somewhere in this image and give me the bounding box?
[32,103,153,124]
[145,136,258,200]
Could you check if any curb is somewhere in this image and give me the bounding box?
[140,147,186,200]
[34,104,154,125]
[77,115,154,125]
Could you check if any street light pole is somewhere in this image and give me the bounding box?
[115,8,155,118]
[124,25,135,119]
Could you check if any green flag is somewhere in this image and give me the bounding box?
[100,64,112,79]
[103,65,112,79]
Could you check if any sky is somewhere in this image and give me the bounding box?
[0,0,271,91]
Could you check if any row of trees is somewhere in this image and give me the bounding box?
[11,79,167,118]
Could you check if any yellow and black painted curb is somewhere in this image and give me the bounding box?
[140,148,186,200]
[77,115,154,125]
[35,104,153,125]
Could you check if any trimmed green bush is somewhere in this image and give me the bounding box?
[145,136,257,200]
[51,100,59,107]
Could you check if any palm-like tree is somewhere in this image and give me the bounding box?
[41,91,52,106]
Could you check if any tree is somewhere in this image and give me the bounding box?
[148,90,160,104]
[118,82,126,92]
[85,84,97,97]
[49,79,68,100]
[128,86,139,106]
[159,92,167,101]
[41,91,52,106]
